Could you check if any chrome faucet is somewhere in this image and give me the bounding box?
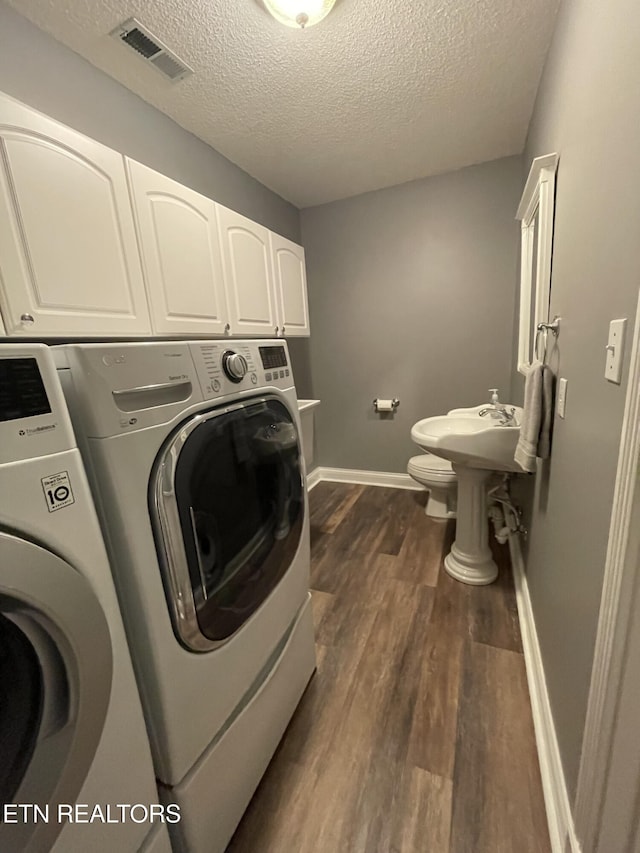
[479,405,517,425]
[479,388,517,425]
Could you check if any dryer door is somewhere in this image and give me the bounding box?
[0,532,113,853]
[151,395,304,652]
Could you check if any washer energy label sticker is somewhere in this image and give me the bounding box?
[41,471,75,512]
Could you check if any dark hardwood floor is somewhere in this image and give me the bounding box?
[227,483,550,853]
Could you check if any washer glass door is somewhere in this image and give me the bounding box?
[152,397,304,651]
[0,532,113,853]
[0,613,43,806]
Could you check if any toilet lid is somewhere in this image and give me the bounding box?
[407,453,456,482]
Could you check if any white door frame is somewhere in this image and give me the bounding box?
[574,287,640,851]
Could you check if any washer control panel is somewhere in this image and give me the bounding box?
[53,340,295,437]
[0,344,75,462]
[191,340,292,401]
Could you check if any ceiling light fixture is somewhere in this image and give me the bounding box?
[262,0,337,29]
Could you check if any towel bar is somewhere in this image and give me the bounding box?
[537,317,561,336]
[535,316,561,362]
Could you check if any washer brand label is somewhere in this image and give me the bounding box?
[19,423,56,437]
[41,471,75,513]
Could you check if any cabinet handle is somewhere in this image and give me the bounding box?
[275,326,279,336]
[224,323,230,335]
[20,313,35,325]
[282,326,286,336]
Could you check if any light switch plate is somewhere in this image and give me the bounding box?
[605,318,627,384]
[557,377,568,418]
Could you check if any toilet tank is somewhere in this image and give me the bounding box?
[297,399,320,472]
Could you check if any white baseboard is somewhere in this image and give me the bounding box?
[306,467,322,491]
[509,533,581,853]
[306,466,421,492]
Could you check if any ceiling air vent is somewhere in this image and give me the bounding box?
[110,18,193,82]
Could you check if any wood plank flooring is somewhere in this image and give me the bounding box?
[227,483,549,853]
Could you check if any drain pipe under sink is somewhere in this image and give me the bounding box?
[487,475,523,544]
[489,504,510,544]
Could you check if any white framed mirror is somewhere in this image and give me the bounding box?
[516,153,559,373]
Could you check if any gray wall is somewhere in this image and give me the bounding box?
[512,0,640,807]
[300,156,522,473]
[0,2,299,242]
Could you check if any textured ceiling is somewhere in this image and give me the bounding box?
[4,0,559,207]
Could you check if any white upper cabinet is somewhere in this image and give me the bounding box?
[126,159,229,336]
[0,94,151,337]
[0,93,310,341]
[270,233,310,337]
[216,205,279,337]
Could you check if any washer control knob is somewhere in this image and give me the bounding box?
[222,351,248,383]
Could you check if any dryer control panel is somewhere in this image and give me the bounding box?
[0,345,76,463]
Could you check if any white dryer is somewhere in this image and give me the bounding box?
[0,345,172,853]
[54,339,316,853]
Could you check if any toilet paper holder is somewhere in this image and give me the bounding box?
[373,398,400,413]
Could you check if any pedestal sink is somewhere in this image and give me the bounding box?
[410,407,523,585]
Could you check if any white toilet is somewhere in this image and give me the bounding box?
[407,452,457,519]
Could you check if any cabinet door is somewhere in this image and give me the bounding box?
[0,94,151,337]
[216,205,278,337]
[270,233,310,337]
[127,159,228,336]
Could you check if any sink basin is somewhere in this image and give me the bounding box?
[411,413,522,472]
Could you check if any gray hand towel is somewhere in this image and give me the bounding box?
[514,360,554,472]
[537,364,554,459]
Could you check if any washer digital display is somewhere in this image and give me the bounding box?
[259,346,288,370]
[0,358,51,422]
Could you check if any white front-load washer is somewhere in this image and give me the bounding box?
[54,339,316,853]
[0,344,172,853]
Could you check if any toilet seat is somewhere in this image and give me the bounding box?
[407,454,456,485]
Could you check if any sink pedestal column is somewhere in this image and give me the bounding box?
[444,465,497,585]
